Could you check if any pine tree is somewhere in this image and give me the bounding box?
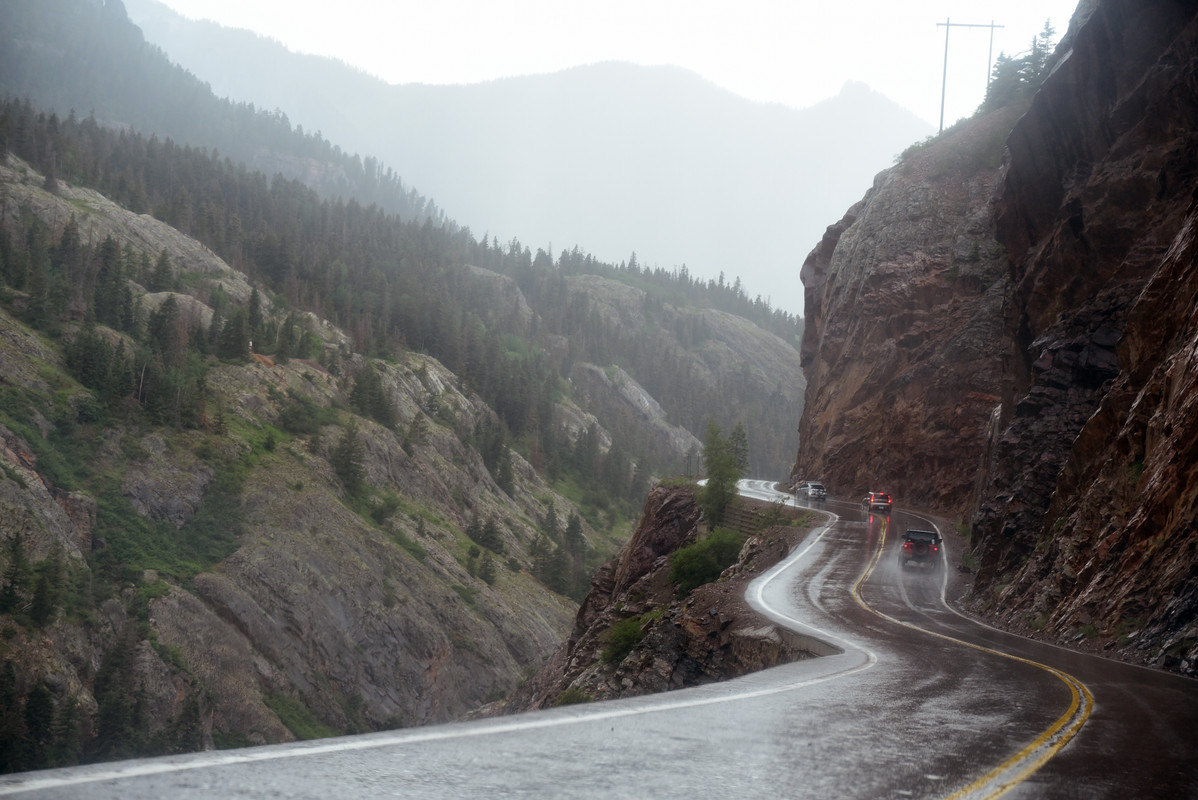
[543,500,560,542]
[330,423,365,496]
[698,421,741,526]
[564,512,584,556]
[248,288,263,340]
[480,517,496,551]
[477,552,497,585]
[150,249,173,292]
[0,532,29,614]
[729,422,750,476]
[22,683,54,769]
[218,306,251,361]
[496,447,514,495]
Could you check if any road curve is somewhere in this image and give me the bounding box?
[2,481,1195,798]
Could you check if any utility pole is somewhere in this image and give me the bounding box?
[937,18,1005,133]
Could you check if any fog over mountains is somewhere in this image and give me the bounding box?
[125,0,934,315]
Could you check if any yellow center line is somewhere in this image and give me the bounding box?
[849,517,1094,799]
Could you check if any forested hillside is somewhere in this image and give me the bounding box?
[0,0,437,223]
[0,0,803,478]
[0,0,806,770]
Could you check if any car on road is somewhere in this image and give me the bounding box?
[898,529,942,569]
[797,481,827,500]
[862,492,893,514]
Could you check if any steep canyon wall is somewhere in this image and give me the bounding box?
[798,0,1198,673]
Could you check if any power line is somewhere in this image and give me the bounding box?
[937,18,1004,133]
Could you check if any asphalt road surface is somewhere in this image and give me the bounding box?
[3,480,1196,798]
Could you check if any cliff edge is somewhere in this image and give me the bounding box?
[798,0,1198,675]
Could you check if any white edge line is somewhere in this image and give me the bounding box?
[0,486,875,795]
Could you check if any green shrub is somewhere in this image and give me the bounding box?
[553,687,593,707]
[263,694,337,740]
[668,527,744,597]
[602,615,647,663]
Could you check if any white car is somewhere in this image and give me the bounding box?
[797,481,827,499]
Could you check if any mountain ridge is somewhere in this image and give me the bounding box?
[123,0,935,314]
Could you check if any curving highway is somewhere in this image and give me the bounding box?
[3,480,1196,798]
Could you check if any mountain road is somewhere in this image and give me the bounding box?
[3,480,1195,798]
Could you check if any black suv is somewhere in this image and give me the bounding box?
[861,492,893,514]
[898,529,942,569]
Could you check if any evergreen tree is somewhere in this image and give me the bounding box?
[0,532,29,614]
[350,362,397,429]
[218,306,251,361]
[93,235,124,327]
[465,514,483,546]
[477,551,497,585]
[91,627,145,761]
[22,683,54,770]
[247,288,263,340]
[0,662,27,773]
[402,413,427,455]
[481,516,501,553]
[495,446,514,496]
[729,422,750,476]
[698,421,741,526]
[542,500,560,542]
[150,249,173,292]
[330,423,365,496]
[564,512,584,556]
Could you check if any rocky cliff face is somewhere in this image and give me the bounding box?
[796,106,1016,510]
[507,486,824,711]
[797,0,1198,675]
[969,0,1198,673]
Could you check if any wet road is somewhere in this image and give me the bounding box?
[3,481,1196,798]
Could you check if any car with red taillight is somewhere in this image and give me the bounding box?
[898,529,941,569]
[862,491,892,514]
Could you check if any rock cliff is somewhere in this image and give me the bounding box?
[797,0,1198,675]
[796,104,1016,510]
[971,0,1198,673]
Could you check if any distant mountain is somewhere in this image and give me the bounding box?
[124,0,934,314]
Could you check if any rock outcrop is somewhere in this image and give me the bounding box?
[969,0,1198,673]
[797,0,1198,675]
[796,106,1016,511]
[507,486,823,711]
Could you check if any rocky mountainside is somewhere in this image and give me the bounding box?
[507,486,828,711]
[797,0,1198,675]
[0,154,579,761]
[563,274,805,478]
[0,131,807,767]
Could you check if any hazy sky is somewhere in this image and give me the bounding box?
[152,0,1079,127]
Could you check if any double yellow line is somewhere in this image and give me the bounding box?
[850,518,1094,799]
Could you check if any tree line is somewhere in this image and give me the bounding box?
[0,97,800,476]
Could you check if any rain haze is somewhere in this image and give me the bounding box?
[138,0,1080,314]
[150,0,1079,129]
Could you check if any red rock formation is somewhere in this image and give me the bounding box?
[798,0,1198,674]
[796,108,1015,511]
[971,0,1198,673]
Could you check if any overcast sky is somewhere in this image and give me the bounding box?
[152,0,1079,128]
